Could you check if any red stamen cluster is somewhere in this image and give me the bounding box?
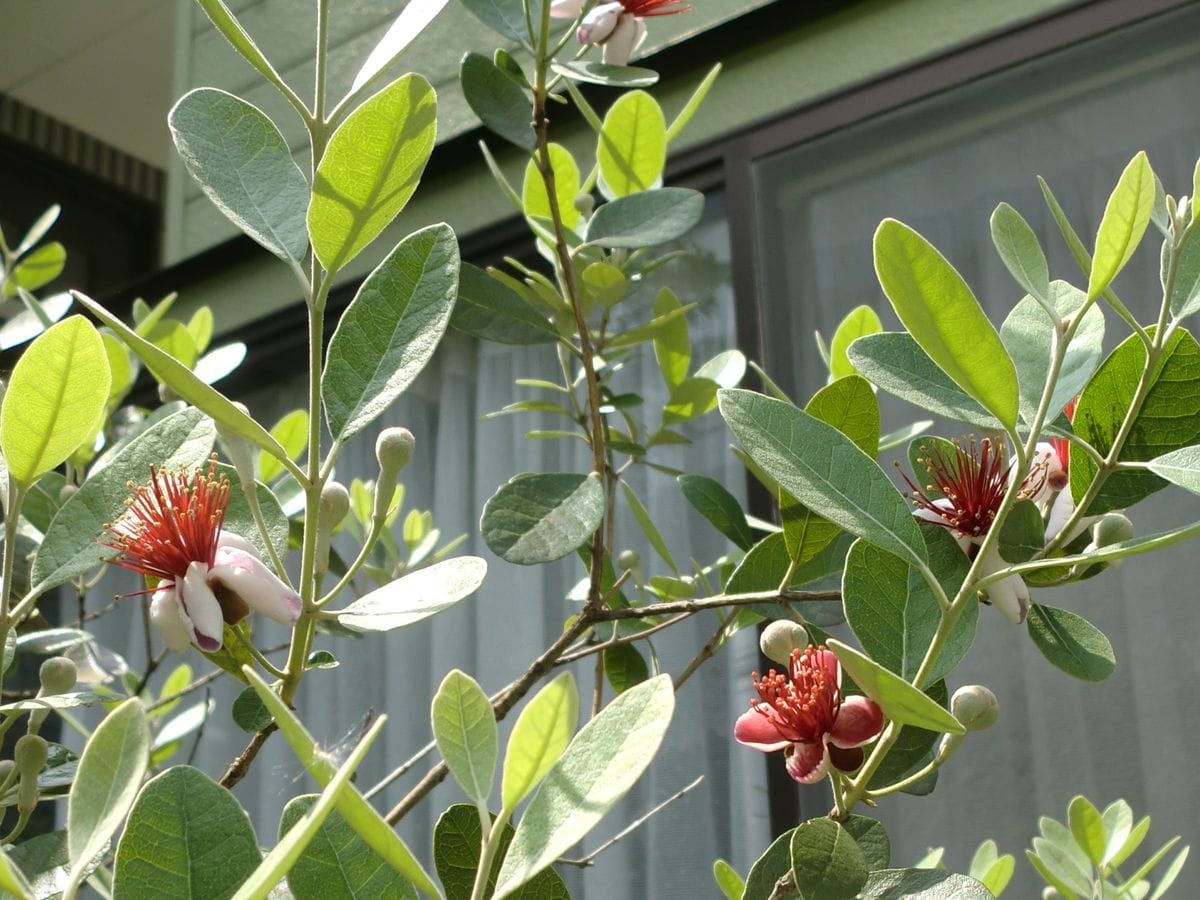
[749,645,840,743]
[1051,397,1079,475]
[103,456,230,584]
[620,0,691,16]
[903,437,1009,538]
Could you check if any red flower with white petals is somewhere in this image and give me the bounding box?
[103,459,300,653]
[734,645,884,784]
[551,0,691,66]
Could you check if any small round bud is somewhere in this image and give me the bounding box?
[320,481,350,525]
[759,620,808,666]
[58,484,78,504]
[616,550,640,571]
[0,759,16,792]
[574,193,595,217]
[950,685,999,732]
[38,657,76,696]
[1092,513,1133,548]
[1043,889,1064,900]
[14,735,48,778]
[375,427,416,476]
[157,382,181,404]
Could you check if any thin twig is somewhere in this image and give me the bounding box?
[185,688,212,768]
[556,612,693,666]
[591,648,604,718]
[219,723,278,789]
[143,643,290,713]
[557,776,704,867]
[593,588,838,622]
[674,614,731,690]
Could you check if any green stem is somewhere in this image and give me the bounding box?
[469,810,513,900]
[239,478,289,580]
[229,624,287,679]
[0,480,28,699]
[317,516,386,607]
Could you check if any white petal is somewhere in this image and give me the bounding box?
[550,0,585,17]
[149,583,195,653]
[211,549,301,625]
[979,544,1029,624]
[181,562,225,651]
[1045,489,1100,545]
[577,3,622,43]
[218,530,260,555]
[601,14,644,65]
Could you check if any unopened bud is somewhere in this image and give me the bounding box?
[950,685,999,732]
[574,193,595,217]
[374,428,415,521]
[38,657,76,696]
[1092,513,1133,548]
[58,484,78,504]
[14,735,48,781]
[760,620,808,666]
[216,402,256,486]
[0,760,16,795]
[157,382,181,404]
[1043,889,1065,900]
[616,550,640,571]
[316,481,350,576]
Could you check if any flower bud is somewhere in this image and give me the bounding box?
[316,481,350,576]
[374,427,415,521]
[616,550,640,571]
[38,657,76,696]
[215,402,257,488]
[574,193,595,217]
[950,684,999,732]
[58,484,78,504]
[14,734,48,783]
[0,759,16,794]
[1092,513,1133,548]
[1043,889,1064,900]
[759,620,808,666]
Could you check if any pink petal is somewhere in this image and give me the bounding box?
[811,646,841,689]
[829,695,884,748]
[550,0,585,17]
[734,707,790,752]
[577,3,622,43]
[210,551,301,626]
[784,740,828,784]
[149,584,194,653]
[181,563,225,652]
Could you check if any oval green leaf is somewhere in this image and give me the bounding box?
[1068,795,1107,866]
[597,90,666,198]
[461,52,534,150]
[585,188,704,248]
[501,671,579,813]
[873,218,1019,430]
[309,73,437,271]
[1089,151,1155,300]
[322,223,459,441]
[1026,603,1116,682]
[0,315,110,484]
[862,868,992,898]
[481,472,605,565]
[826,639,964,734]
[522,142,580,230]
[335,557,487,632]
[114,766,261,899]
[790,818,868,900]
[451,263,557,345]
[492,675,675,899]
[829,306,882,381]
[718,389,927,568]
[677,473,753,551]
[843,816,891,872]
[432,669,498,808]
[169,88,309,263]
[432,804,568,900]
[990,201,1051,306]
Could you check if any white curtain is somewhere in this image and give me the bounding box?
[78,197,772,897]
[753,6,1200,892]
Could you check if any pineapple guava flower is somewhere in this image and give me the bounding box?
[551,0,691,66]
[734,645,884,784]
[1044,398,1101,543]
[103,459,300,653]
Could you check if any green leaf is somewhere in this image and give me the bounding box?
[666,63,721,143]
[586,188,704,248]
[1071,328,1200,514]
[0,316,110,484]
[492,675,675,899]
[677,474,753,551]
[718,389,927,568]
[461,52,534,150]
[501,672,578,813]
[1100,799,1134,866]
[241,668,437,895]
[169,88,309,263]
[432,804,568,900]
[621,482,676,573]
[71,290,292,465]
[1068,795,1107,866]
[652,287,690,390]
[1169,221,1200,320]
[843,816,890,872]
[1147,846,1189,900]
[603,643,649,694]
[460,0,540,43]
[597,90,666,198]
[1000,280,1105,426]
[195,0,295,108]
[998,498,1045,564]
[1089,151,1156,300]
[114,766,261,899]
[433,670,498,808]
[309,74,437,271]
[350,0,450,98]
[991,201,1051,306]
[481,472,605,565]
[66,699,150,896]
[827,639,964,734]
[322,223,459,441]
[712,859,745,900]
[580,262,626,309]
[829,306,882,380]
[13,204,60,257]
[279,795,416,900]
[31,407,215,592]
[873,218,1019,430]
[451,263,557,345]
[861,868,992,898]
[1027,603,1116,681]
[522,143,580,230]
[232,687,273,733]
[1148,444,1200,494]
[551,60,658,88]
[842,525,976,685]
[187,307,214,354]
[848,332,1002,429]
[259,409,308,483]
[235,717,386,900]
[743,829,797,900]
[0,845,33,898]
[9,242,66,293]
[335,557,487,632]
[790,818,868,900]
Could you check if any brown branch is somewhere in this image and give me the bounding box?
[593,588,839,621]
[556,612,692,666]
[674,615,731,690]
[219,723,278,789]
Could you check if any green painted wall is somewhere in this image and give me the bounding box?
[167,0,1076,331]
